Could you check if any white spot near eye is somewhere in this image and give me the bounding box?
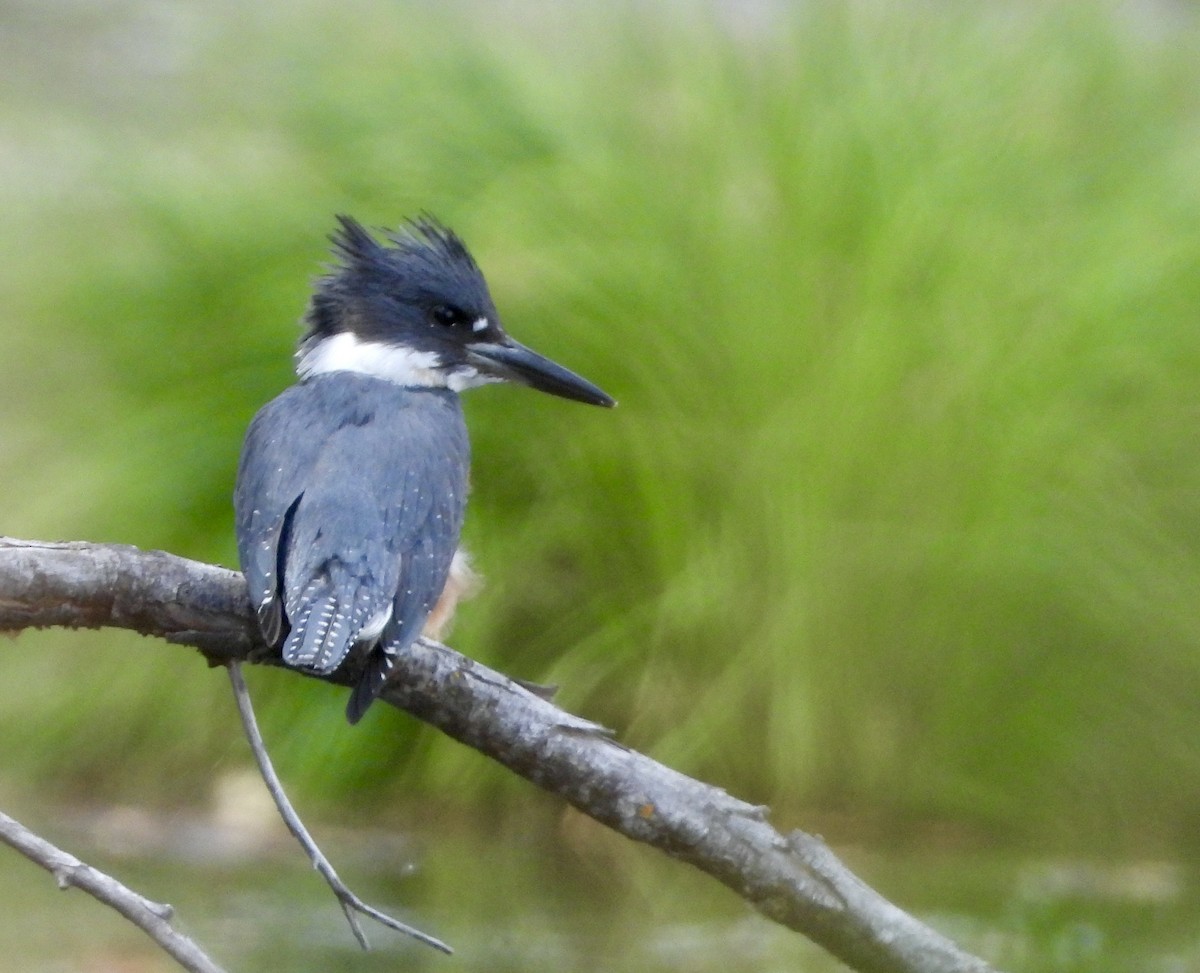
[471,317,488,333]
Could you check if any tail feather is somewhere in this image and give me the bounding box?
[256,597,285,648]
[280,596,317,666]
[283,587,355,673]
[346,648,395,724]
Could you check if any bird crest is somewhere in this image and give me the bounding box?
[304,215,491,343]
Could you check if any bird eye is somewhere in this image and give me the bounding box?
[431,304,463,328]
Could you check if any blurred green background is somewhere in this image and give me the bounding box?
[2,0,1200,969]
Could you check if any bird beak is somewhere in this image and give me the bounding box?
[467,337,616,407]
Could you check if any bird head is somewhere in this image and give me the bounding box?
[297,215,615,407]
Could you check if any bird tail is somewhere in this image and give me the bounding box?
[282,581,358,673]
[346,647,395,724]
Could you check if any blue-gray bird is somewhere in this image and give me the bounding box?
[235,215,614,723]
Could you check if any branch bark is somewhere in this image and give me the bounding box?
[0,537,1003,973]
[0,809,228,973]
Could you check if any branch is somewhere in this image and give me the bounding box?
[0,537,1003,973]
[0,809,228,973]
[226,660,452,954]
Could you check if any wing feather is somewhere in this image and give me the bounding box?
[346,426,467,722]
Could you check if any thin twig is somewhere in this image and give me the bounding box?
[226,660,452,955]
[0,809,228,973]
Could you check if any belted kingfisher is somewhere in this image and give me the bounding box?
[235,215,614,723]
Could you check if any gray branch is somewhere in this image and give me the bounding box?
[0,809,228,973]
[0,537,1003,973]
[227,659,452,954]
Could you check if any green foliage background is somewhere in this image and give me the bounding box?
[2,0,1199,850]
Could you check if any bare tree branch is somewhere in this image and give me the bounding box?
[226,660,452,954]
[0,809,228,973]
[0,537,1004,973]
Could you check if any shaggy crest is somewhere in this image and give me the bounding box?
[304,215,491,342]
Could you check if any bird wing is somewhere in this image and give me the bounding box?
[235,381,328,648]
[344,460,465,723]
[234,377,468,698]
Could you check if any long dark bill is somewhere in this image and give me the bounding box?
[467,338,616,407]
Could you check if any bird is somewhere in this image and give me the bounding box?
[234,215,614,723]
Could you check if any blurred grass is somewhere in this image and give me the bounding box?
[1,0,1199,849]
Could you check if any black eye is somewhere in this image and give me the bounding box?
[431,304,464,328]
